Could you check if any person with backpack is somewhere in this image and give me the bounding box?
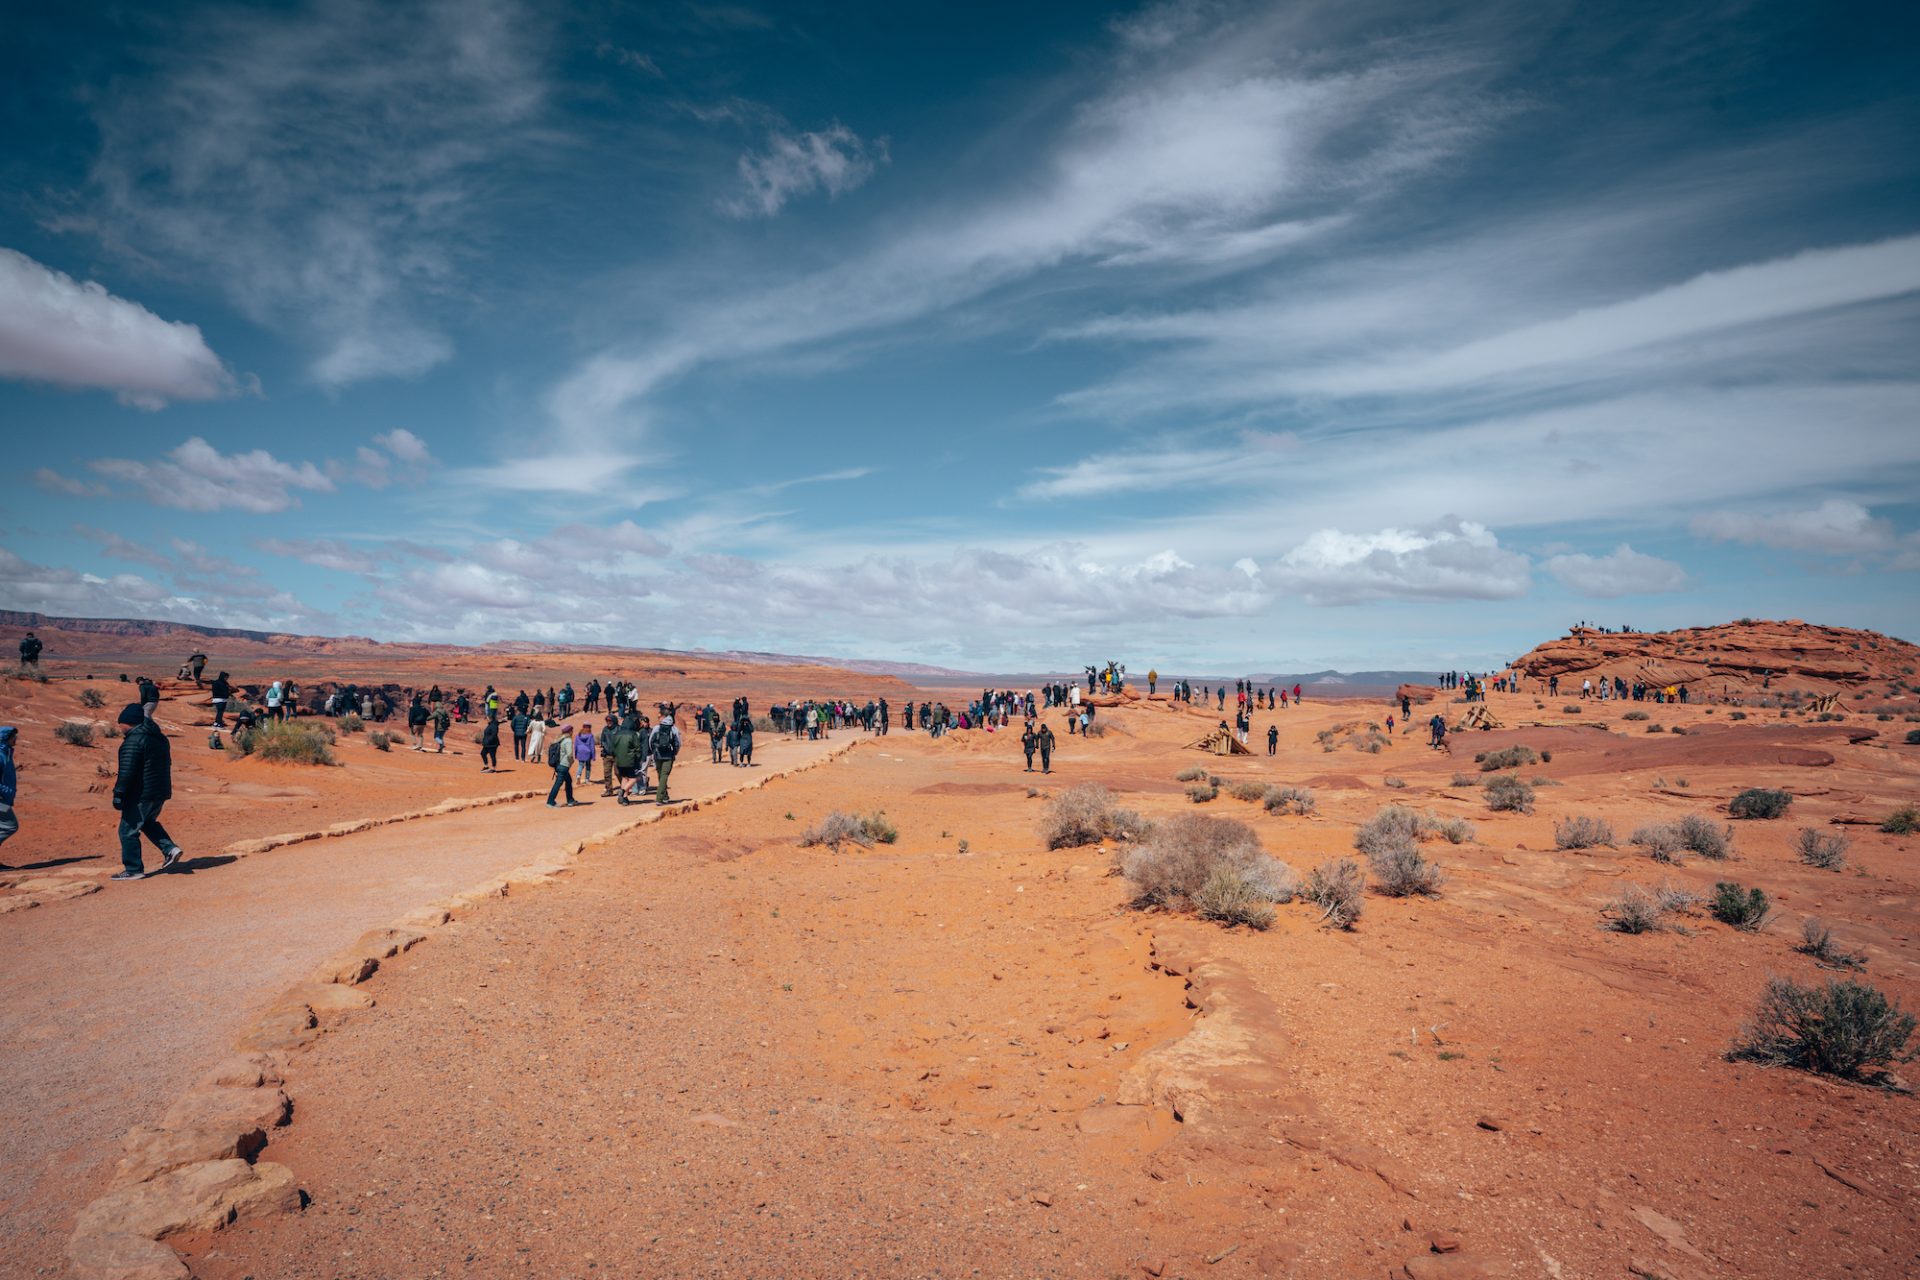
[265,680,284,723]
[112,704,183,879]
[649,716,681,804]
[479,713,501,773]
[546,726,579,807]
[431,703,451,753]
[0,725,18,864]
[609,718,642,803]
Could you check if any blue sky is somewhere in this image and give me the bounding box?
[1,0,1916,672]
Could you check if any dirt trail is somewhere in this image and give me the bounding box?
[0,734,839,1274]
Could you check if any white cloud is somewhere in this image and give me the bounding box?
[256,537,379,574]
[0,546,326,632]
[34,468,108,498]
[1542,544,1686,598]
[373,428,432,465]
[729,123,885,218]
[75,0,544,386]
[1270,517,1531,605]
[1691,499,1896,555]
[91,437,334,513]
[342,428,436,488]
[0,248,236,408]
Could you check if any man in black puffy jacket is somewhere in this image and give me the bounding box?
[112,704,182,879]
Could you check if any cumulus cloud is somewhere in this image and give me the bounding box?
[0,545,325,631]
[729,123,885,217]
[1542,545,1686,598]
[91,437,334,513]
[341,428,435,488]
[1690,499,1896,555]
[0,248,236,408]
[1270,517,1532,605]
[35,468,108,498]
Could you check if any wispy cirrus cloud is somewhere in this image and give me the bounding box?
[69,0,545,387]
[728,123,886,217]
[0,247,238,407]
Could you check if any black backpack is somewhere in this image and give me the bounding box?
[651,726,679,760]
[547,740,565,768]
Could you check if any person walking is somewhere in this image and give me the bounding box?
[1037,722,1056,774]
[479,713,501,772]
[111,704,183,879]
[188,652,207,685]
[408,696,429,750]
[737,715,754,766]
[573,723,596,785]
[546,727,579,807]
[650,716,682,804]
[432,703,451,753]
[1429,713,1447,750]
[138,676,160,722]
[209,672,232,728]
[610,718,641,803]
[0,724,17,864]
[1020,719,1038,771]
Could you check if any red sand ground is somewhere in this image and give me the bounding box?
[4,624,1919,1278]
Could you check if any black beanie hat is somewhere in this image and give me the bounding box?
[118,704,145,726]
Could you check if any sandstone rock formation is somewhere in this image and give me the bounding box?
[1510,619,1919,700]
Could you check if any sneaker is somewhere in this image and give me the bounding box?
[161,846,184,871]
[111,870,145,880]
[546,800,558,808]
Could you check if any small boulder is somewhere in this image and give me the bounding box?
[161,1086,290,1134]
[196,1053,284,1091]
[65,1230,187,1280]
[73,1158,300,1241]
[116,1124,267,1186]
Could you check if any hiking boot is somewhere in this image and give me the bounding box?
[111,869,145,880]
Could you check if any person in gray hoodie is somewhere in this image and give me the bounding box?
[0,725,18,863]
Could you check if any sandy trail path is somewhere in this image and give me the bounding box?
[0,734,840,1274]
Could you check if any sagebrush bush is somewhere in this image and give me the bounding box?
[1228,780,1268,802]
[1711,881,1772,931]
[1262,785,1315,815]
[801,811,871,850]
[1730,711,1748,720]
[1554,815,1615,850]
[1175,765,1209,782]
[1040,784,1148,849]
[1383,775,1407,789]
[1731,976,1917,1082]
[1368,844,1445,897]
[237,719,337,765]
[5,663,49,682]
[1654,881,1702,914]
[338,712,364,733]
[1353,804,1475,854]
[56,720,96,747]
[1449,773,1479,788]
[1797,918,1864,970]
[1306,857,1365,929]
[1881,805,1919,835]
[1484,774,1534,813]
[1477,745,1540,771]
[1604,885,1665,934]
[1634,815,1732,862]
[1729,787,1793,819]
[862,811,899,844]
[1193,865,1280,930]
[1187,781,1220,803]
[78,687,106,709]
[1120,815,1294,918]
[1794,828,1850,870]
[1623,710,1649,721]
[1907,729,1920,745]
[369,731,394,751]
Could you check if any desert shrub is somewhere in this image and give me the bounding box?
[1623,710,1649,721]
[1906,729,1920,745]
[801,811,872,850]
[1478,745,1540,771]
[1429,814,1475,843]
[1228,780,1268,802]
[1484,775,1535,813]
[1082,722,1108,738]
[862,811,899,844]
[237,719,337,765]
[1654,881,1702,914]
[1647,723,1666,733]
[1730,711,1748,720]
[1797,918,1865,970]
[1633,823,1681,862]
[1187,781,1220,803]
[5,663,48,682]
[369,731,394,751]
[1711,881,1772,931]
[1305,858,1365,929]
[1354,804,1422,855]
[1794,828,1850,870]
[1040,784,1147,849]
[1449,773,1479,788]
[56,720,97,747]
[1604,886,1666,934]
[103,725,120,739]
[338,712,365,733]
[1383,775,1407,789]
[1730,976,1917,1083]
[1729,788,1793,820]
[78,687,106,709]
[1120,815,1293,913]
[1175,765,1209,782]
[1554,815,1615,850]
[1368,844,1445,897]
[1193,865,1279,930]
[1637,814,1732,862]
[1882,806,1920,835]
[1262,785,1316,815]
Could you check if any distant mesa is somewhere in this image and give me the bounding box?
[1511,619,1919,699]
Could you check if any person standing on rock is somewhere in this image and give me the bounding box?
[479,713,501,773]
[209,672,232,728]
[112,704,183,879]
[650,716,682,804]
[546,727,579,807]
[188,652,207,685]
[1428,713,1447,751]
[138,675,160,722]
